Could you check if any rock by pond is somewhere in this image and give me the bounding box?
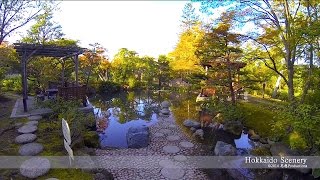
[214,141,237,156]
[160,108,170,115]
[161,101,171,108]
[183,119,201,129]
[126,126,150,148]
[193,129,204,139]
[223,121,243,136]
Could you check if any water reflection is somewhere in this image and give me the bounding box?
[90,91,163,148]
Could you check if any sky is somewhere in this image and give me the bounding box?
[7,1,190,59]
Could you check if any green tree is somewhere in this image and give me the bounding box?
[22,7,63,44]
[0,0,55,44]
[79,43,109,86]
[197,0,317,102]
[196,11,243,104]
[111,48,139,86]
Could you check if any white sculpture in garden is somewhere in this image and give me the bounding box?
[62,118,74,166]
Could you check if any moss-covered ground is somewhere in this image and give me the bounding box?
[0,93,94,179]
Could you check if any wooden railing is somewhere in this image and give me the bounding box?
[58,85,87,106]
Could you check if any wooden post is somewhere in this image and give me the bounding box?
[74,55,79,86]
[21,53,28,112]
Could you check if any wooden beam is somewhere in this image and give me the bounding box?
[74,55,79,86]
[21,51,28,112]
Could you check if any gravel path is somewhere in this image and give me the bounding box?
[95,113,212,180]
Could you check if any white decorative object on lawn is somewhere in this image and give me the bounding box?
[64,139,74,166]
[61,118,71,145]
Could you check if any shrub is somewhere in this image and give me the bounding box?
[1,74,22,93]
[39,98,96,149]
[97,81,121,94]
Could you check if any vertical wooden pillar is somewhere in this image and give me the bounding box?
[21,53,28,112]
[74,54,79,86]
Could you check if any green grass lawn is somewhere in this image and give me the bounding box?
[238,95,288,138]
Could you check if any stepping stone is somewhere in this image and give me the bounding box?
[19,143,43,156]
[161,168,185,179]
[163,145,180,154]
[154,132,165,138]
[15,133,37,144]
[159,159,176,168]
[173,155,187,162]
[166,135,181,141]
[168,124,176,128]
[18,125,37,134]
[26,121,39,126]
[159,129,172,135]
[28,115,42,121]
[20,157,50,179]
[179,141,194,148]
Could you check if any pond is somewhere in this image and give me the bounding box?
[90,91,165,148]
[90,90,256,151]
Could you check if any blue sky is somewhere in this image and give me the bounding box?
[8,1,190,59]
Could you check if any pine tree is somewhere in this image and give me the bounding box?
[181,3,199,31]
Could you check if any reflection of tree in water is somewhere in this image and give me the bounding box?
[109,91,160,124]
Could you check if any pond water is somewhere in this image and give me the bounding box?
[90,90,255,151]
[90,91,164,148]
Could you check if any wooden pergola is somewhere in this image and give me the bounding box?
[13,43,86,112]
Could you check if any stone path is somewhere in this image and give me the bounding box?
[14,115,51,179]
[96,110,211,180]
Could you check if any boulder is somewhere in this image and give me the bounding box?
[193,129,204,140]
[161,101,171,108]
[19,143,43,156]
[160,108,170,115]
[214,141,237,156]
[223,121,243,136]
[190,127,196,132]
[250,134,260,141]
[127,126,150,148]
[270,143,298,156]
[15,133,37,144]
[183,120,201,129]
[20,157,50,178]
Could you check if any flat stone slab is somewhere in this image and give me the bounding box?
[163,145,180,154]
[18,125,37,134]
[46,178,59,180]
[161,168,185,179]
[159,129,172,135]
[25,121,39,126]
[173,155,187,162]
[179,141,194,148]
[166,135,181,141]
[153,132,165,138]
[159,159,176,168]
[168,124,176,128]
[20,157,50,178]
[15,133,37,144]
[19,143,43,156]
[28,115,42,121]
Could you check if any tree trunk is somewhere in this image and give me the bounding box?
[287,63,294,101]
[301,44,314,103]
